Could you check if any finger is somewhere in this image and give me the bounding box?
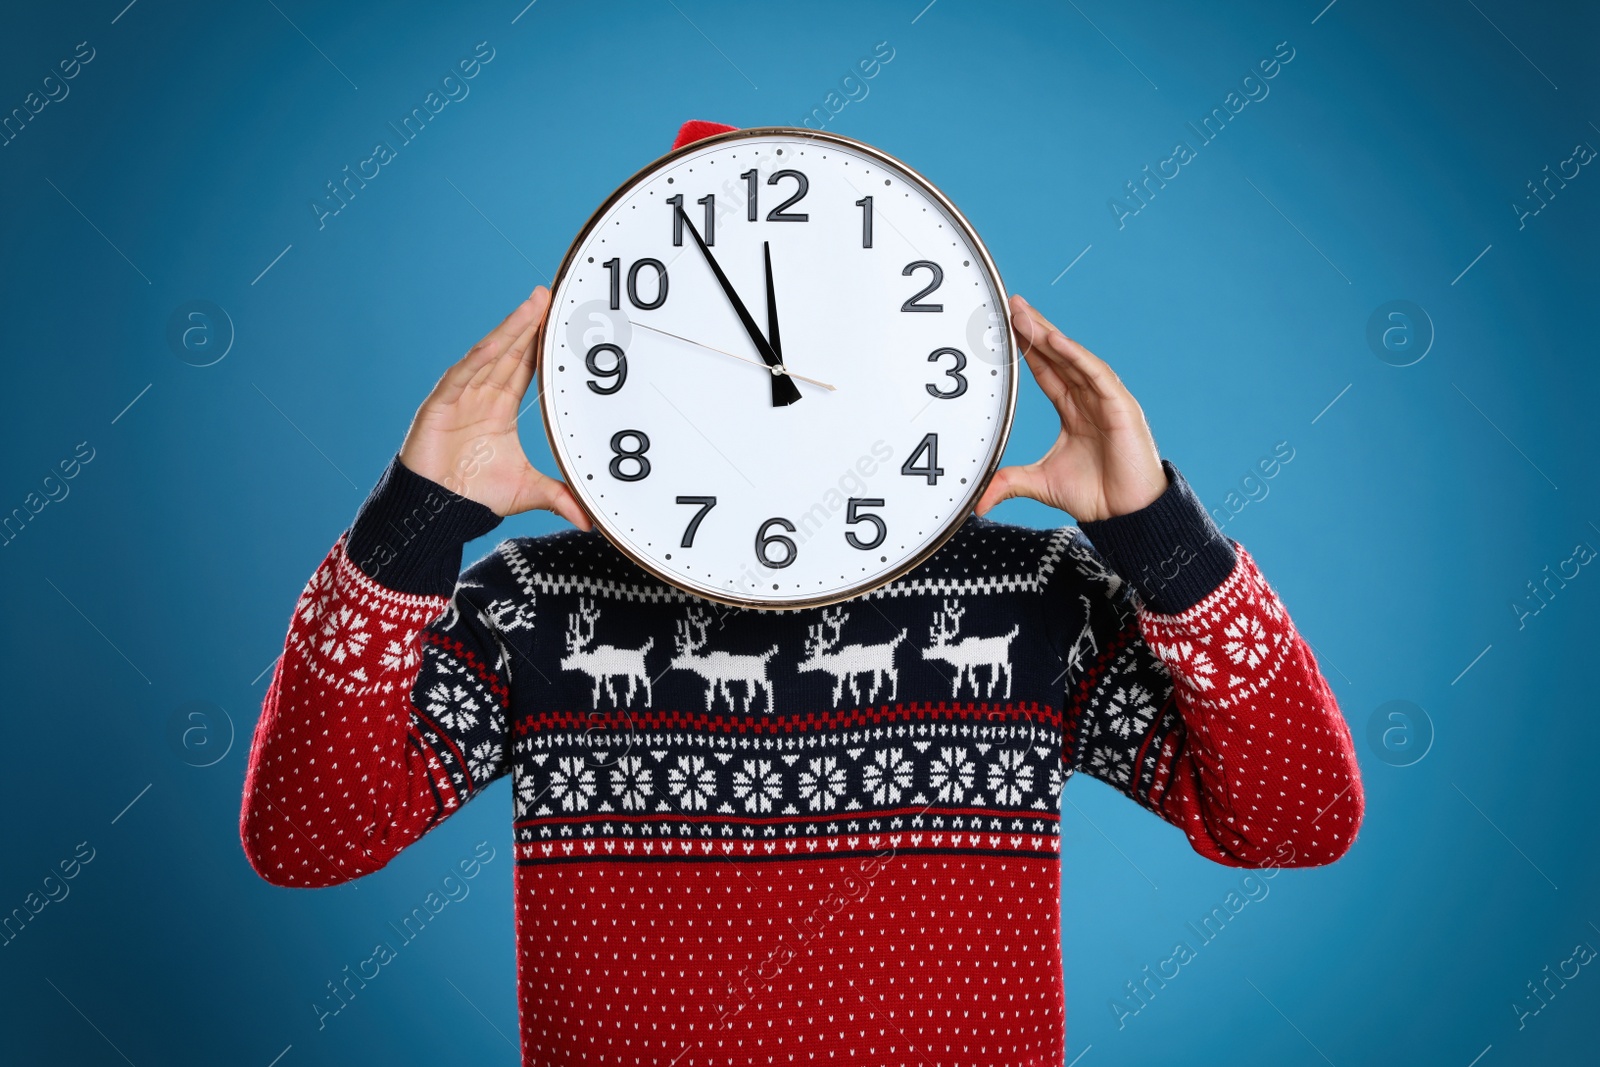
[1009,294,1053,359]
[503,311,546,398]
[1013,293,1077,346]
[1011,296,1091,396]
[488,286,551,392]
[513,466,594,531]
[975,463,1047,517]
[435,288,546,404]
[475,285,545,363]
[1025,351,1102,443]
[1018,296,1125,401]
[469,315,536,394]
[544,481,594,532]
[477,286,549,390]
[1044,329,1129,401]
[1012,295,1095,390]
[434,294,542,407]
[1021,343,1073,409]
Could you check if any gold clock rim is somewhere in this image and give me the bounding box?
[534,125,1019,613]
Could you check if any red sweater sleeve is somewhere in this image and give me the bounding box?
[240,459,516,888]
[1063,466,1364,868]
[1073,546,1364,867]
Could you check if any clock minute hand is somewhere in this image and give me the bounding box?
[763,240,782,363]
[676,204,802,407]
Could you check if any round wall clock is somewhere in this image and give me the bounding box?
[536,127,1017,609]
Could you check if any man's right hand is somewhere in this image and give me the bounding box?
[397,286,592,530]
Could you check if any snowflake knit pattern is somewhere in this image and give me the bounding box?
[240,451,1363,1067]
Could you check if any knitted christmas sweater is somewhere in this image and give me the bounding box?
[241,455,1363,1067]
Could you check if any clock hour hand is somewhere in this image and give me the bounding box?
[676,204,802,407]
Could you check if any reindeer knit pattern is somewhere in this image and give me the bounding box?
[240,455,1364,1067]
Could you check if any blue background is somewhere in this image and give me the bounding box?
[2,0,1596,1064]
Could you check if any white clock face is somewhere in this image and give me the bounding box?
[540,128,1015,608]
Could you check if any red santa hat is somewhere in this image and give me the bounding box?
[672,119,739,150]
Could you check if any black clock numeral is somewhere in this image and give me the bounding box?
[900,433,944,485]
[603,258,669,311]
[901,261,944,312]
[627,258,668,310]
[740,168,759,221]
[585,343,627,395]
[925,347,967,399]
[844,497,886,550]
[855,195,873,248]
[668,194,716,246]
[604,256,621,310]
[765,170,809,221]
[738,168,810,222]
[675,495,716,547]
[608,430,651,481]
[755,517,798,569]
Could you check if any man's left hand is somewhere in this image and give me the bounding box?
[976,294,1169,523]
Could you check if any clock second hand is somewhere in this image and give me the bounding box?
[625,319,837,391]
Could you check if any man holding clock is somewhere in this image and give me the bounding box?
[242,121,1363,1066]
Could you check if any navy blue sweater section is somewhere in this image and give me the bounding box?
[345,455,1234,614]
